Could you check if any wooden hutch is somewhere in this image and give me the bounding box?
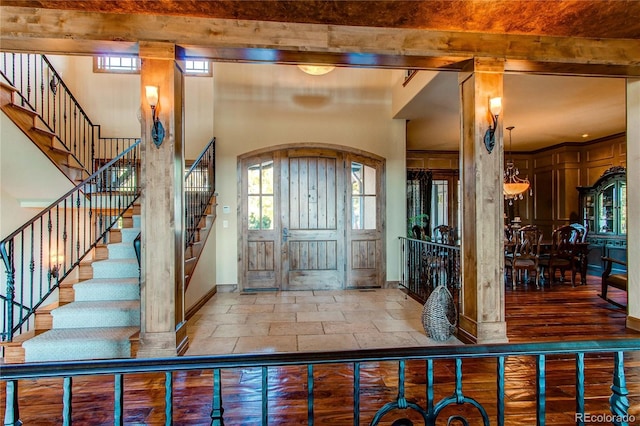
[577,166,627,274]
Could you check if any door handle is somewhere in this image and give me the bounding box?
[283,227,289,243]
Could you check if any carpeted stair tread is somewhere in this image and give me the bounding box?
[107,242,138,259]
[73,278,139,301]
[22,327,138,363]
[52,300,140,328]
[119,227,140,242]
[91,258,139,278]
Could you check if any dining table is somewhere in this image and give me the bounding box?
[505,239,590,286]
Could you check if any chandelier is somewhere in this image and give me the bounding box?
[503,126,531,205]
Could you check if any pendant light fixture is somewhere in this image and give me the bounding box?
[503,126,532,205]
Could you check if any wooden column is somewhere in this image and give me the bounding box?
[137,41,187,357]
[458,58,508,343]
[626,78,640,332]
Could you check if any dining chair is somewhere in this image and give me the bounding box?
[569,222,588,243]
[511,226,543,289]
[569,222,590,284]
[548,225,579,286]
[433,225,455,245]
[504,225,516,284]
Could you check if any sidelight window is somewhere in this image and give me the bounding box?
[351,162,376,229]
[247,161,274,230]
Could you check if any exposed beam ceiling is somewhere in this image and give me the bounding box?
[4,0,640,40]
[1,1,637,152]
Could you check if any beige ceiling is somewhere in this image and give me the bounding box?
[1,1,636,152]
[398,71,627,152]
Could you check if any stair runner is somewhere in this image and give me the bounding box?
[22,216,141,363]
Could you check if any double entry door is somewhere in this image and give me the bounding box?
[239,146,384,291]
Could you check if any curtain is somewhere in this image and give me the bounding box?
[407,169,432,238]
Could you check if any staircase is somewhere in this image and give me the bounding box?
[185,199,217,289]
[1,53,217,364]
[3,206,141,363]
[0,81,88,185]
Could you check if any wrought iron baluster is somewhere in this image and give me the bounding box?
[76,193,81,264]
[26,54,31,106]
[497,356,505,426]
[431,357,489,425]
[262,366,268,425]
[426,359,434,414]
[165,372,173,426]
[3,380,20,426]
[307,364,314,426]
[62,376,72,426]
[39,218,44,303]
[610,351,630,426]
[354,362,360,426]
[39,55,44,115]
[211,368,224,425]
[1,240,16,342]
[29,225,35,331]
[114,373,123,426]
[18,231,24,333]
[537,354,546,426]
[576,352,585,425]
[62,198,68,278]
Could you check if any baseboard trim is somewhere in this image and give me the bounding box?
[626,315,640,332]
[185,286,218,320]
[176,322,189,356]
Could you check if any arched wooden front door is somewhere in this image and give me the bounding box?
[239,145,385,291]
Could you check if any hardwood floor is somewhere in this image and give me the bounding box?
[1,274,639,425]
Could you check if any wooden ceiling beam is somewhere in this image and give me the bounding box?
[1,6,639,77]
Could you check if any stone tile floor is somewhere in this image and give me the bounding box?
[185,288,461,355]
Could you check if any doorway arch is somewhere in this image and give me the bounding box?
[238,143,386,291]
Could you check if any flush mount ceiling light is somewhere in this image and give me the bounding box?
[297,64,335,76]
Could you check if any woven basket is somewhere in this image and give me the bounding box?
[421,284,456,341]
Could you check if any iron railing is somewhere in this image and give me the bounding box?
[1,339,637,425]
[0,52,138,175]
[399,237,461,304]
[0,141,141,343]
[185,137,216,249]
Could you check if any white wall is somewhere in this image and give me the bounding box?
[46,55,215,157]
[46,56,141,138]
[6,55,406,307]
[213,62,406,286]
[0,115,74,239]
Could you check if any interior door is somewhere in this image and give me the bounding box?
[240,146,384,291]
[281,149,345,290]
[240,155,280,290]
[347,156,385,288]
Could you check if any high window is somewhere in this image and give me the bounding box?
[94,56,140,73]
[94,57,212,76]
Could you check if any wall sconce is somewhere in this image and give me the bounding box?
[49,253,63,279]
[145,85,165,148]
[483,97,502,153]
